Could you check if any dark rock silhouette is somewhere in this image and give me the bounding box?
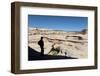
[28,46,77,61]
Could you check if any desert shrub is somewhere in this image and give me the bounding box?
[49,46,61,55]
[81,29,87,34]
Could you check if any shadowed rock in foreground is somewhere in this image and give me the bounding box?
[28,28,88,58]
[28,46,77,61]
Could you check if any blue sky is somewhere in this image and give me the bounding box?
[28,15,88,32]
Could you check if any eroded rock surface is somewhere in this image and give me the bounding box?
[28,28,88,59]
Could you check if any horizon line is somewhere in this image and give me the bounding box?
[28,26,87,32]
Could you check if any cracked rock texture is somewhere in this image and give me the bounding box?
[28,28,88,59]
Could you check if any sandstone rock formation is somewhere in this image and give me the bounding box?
[28,27,88,59]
